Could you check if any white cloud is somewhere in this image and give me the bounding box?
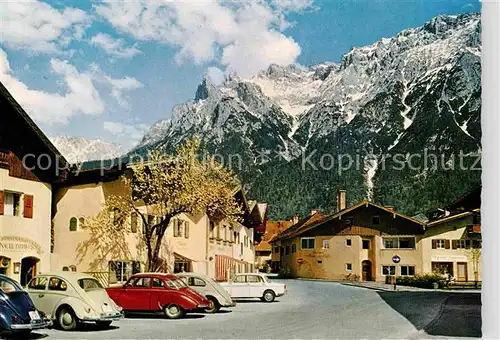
[271,0,314,12]
[106,76,144,107]
[0,48,104,124]
[0,1,91,53]
[89,33,142,59]
[95,0,314,76]
[89,64,144,108]
[206,66,225,86]
[103,121,149,144]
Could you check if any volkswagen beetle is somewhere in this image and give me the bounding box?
[0,274,51,336]
[25,272,123,331]
[177,272,236,313]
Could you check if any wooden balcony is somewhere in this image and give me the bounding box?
[0,149,38,181]
[0,150,10,168]
[467,224,481,234]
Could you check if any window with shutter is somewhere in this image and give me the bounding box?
[173,219,180,237]
[0,190,4,215]
[69,217,77,231]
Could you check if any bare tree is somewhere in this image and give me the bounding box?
[466,247,481,288]
[79,139,243,272]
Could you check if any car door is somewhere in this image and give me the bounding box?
[246,275,265,297]
[44,277,72,317]
[149,277,175,311]
[27,276,49,314]
[230,275,249,298]
[119,276,152,311]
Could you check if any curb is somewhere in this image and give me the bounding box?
[340,282,388,292]
[405,295,451,339]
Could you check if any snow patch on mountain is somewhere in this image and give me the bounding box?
[134,12,480,172]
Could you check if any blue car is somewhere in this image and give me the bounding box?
[0,274,51,336]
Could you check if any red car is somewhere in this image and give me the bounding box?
[106,273,211,319]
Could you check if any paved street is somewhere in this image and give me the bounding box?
[22,279,480,339]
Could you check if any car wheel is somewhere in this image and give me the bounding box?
[57,306,79,331]
[163,304,185,319]
[205,297,221,314]
[262,290,275,302]
[96,320,113,328]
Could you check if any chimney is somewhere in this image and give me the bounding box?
[291,216,299,224]
[310,210,319,216]
[337,190,346,211]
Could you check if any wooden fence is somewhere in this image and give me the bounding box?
[84,271,110,287]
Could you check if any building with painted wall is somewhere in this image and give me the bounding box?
[51,165,266,285]
[422,186,481,283]
[272,191,425,282]
[0,82,68,285]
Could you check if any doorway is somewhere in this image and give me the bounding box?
[0,256,11,275]
[20,257,39,286]
[457,262,468,282]
[362,260,372,281]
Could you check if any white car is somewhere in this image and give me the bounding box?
[177,273,236,313]
[219,273,286,302]
[26,272,122,331]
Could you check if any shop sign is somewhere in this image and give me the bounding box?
[0,236,43,255]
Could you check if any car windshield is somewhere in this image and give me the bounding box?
[0,276,23,294]
[78,278,103,291]
[262,276,270,283]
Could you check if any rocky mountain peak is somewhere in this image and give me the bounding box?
[132,13,481,219]
[50,136,125,164]
[194,76,219,101]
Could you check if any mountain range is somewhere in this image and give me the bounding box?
[53,13,482,219]
[50,136,124,164]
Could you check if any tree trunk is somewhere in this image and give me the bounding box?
[148,217,171,272]
[145,228,154,272]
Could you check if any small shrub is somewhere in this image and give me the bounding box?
[396,274,443,289]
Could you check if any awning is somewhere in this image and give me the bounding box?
[174,252,194,262]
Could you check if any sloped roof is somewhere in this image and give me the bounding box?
[272,212,328,242]
[0,82,67,165]
[412,213,429,223]
[274,201,424,241]
[256,220,294,250]
[255,240,273,252]
[426,209,478,228]
[247,200,257,212]
[257,203,268,221]
[445,185,481,211]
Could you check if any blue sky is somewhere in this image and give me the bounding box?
[0,0,480,149]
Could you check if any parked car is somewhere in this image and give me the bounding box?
[25,272,122,331]
[219,273,286,302]
[0,274,51,336]
[177,272,236,313]
[106,273,211,319]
